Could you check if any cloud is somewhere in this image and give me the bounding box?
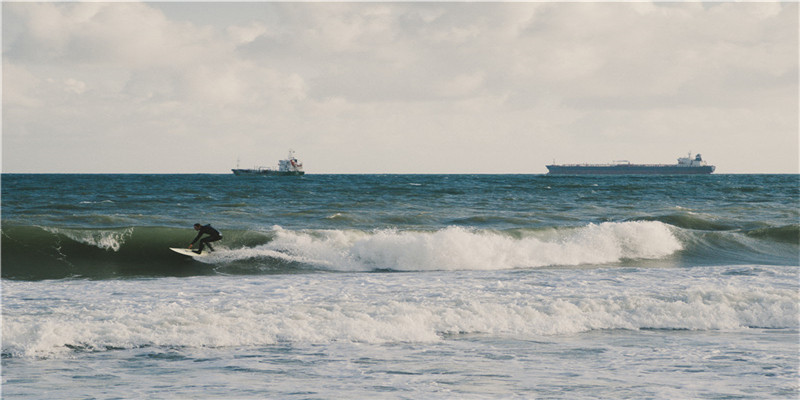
[2,2,797,173]
[227,22,268,45]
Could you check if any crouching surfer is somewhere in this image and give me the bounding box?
[188,223,222,254]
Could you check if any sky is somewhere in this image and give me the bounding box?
[3,2,798,174]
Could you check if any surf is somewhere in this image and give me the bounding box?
[3,265,797,359]
[0,222,677,279]
[255,221,683,272]
[3,219,797,280]
[0,226,273,280]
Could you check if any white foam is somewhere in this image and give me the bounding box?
[3,266,797,358]
[228,222,683,271]
[43,227,133,252]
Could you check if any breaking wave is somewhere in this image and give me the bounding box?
[3,268,797,358]
[2,220,796,280]
[257,221,681,271]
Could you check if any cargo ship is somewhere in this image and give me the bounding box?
[232,150,305,176]
[546,153,715,175]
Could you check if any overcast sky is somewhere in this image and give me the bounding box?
[3,2,797,173]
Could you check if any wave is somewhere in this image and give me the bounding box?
[0,226,275,280]
[259,222,682,272]
[629,214,800,244]
[2,220,796,280]
[40,226,134,251]
[744,224,800,244]
[3,272,797,358]
[629,214,740,231]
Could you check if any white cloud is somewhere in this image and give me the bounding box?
[227,22,268,45]
[3,63,44,108]
[63,78,87,95]
[435,71,486,98]
[2,2,797,173]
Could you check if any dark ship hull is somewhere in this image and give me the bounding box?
[547,153,715,175]
[545,164,715,175]
[231,169,304,176]
[232,150,305,176]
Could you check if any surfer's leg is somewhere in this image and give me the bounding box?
[205,236,221,252]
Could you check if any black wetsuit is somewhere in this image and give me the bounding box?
[191,225,222,253]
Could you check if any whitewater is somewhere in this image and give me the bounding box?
[2,173,798,398]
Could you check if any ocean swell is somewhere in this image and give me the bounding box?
[4,219,797,280]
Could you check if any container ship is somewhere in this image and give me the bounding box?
[232,150,305,176]
[546,153,715,175]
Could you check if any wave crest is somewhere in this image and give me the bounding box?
[42,227,133,252]
[10,219,797,280]
[259,221,682,271]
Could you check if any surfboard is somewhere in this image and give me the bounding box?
[169,247,208,257]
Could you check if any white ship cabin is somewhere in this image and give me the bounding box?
[278,150,304,172]
[678,153,708,167]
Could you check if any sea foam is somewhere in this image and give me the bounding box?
[3,267,797,358]
[207,221,682,271]
[42,227,133,252]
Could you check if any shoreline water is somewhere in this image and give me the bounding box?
[4,266,798,398]
[2,173,798,398]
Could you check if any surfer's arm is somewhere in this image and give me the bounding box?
[190,232,203,245]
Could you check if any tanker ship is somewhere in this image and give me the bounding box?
[232,150,305,176]
[546,153,715,175]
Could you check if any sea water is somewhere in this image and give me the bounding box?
[2,174,798,398]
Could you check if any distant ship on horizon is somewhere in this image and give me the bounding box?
[232,150,305,176]
[546,153,715,175]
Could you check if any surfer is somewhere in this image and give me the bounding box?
[188,223,222,254]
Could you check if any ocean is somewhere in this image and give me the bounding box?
[2,173,798,398]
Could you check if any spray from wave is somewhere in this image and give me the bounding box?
[41,226,133,252]
[249,221,682,271]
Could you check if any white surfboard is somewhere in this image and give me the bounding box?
[169,247,208,257]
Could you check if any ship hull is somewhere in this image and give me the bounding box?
[231,169,305,176]
[546,165,715,175]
